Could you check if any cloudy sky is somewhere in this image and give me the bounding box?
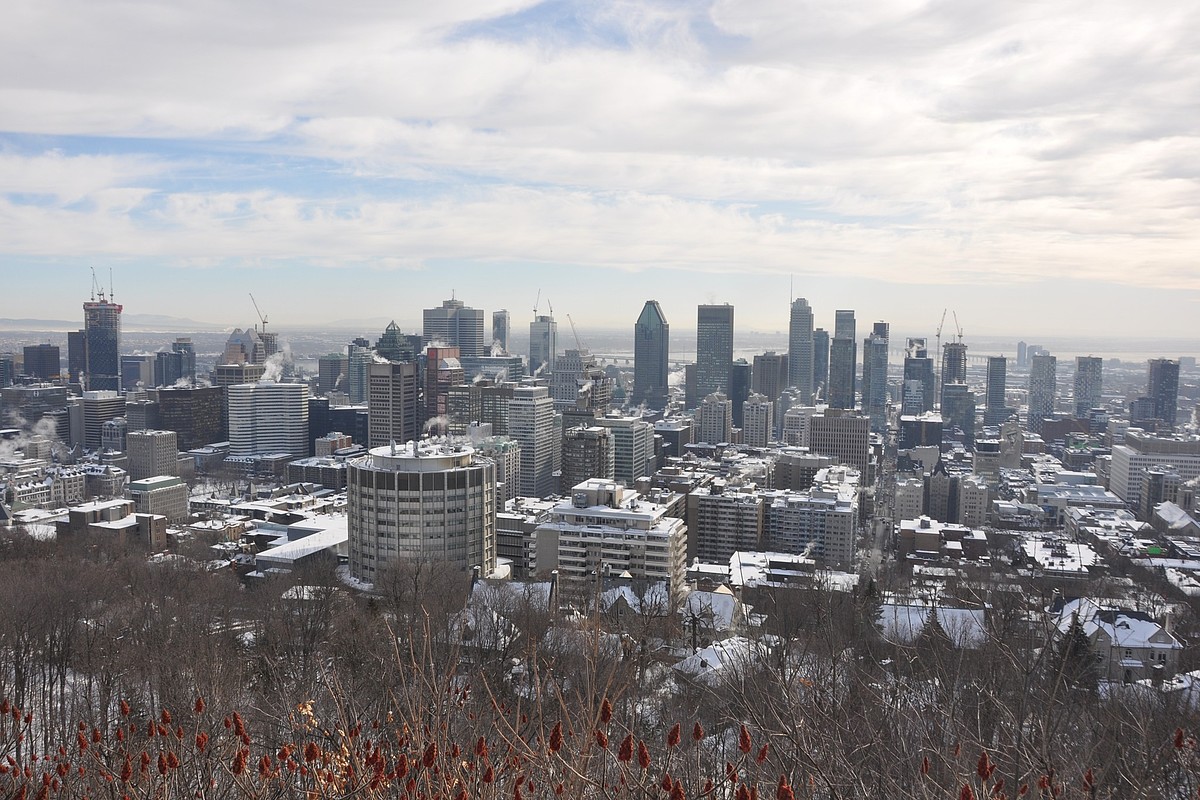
[1,0,1198,339]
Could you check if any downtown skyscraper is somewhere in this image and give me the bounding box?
[984,356,1010,426]
[82,288,122,391]
[861,322,889,432]
[788,298,814,402]
[1147,358,1180,429]
[827,310,856,409]
[632,300,670,410]
[1074,356,1103,418]
[696,304,734,401]
[1027,354,1057,434]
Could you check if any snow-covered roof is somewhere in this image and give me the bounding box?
[879,604,988,648]
[672,636,765,685]
[1054,598,1182,651]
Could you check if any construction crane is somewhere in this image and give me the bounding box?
[566,313,584,351]
[546,297,554,317]
[953,310,964,343]
[934,308,947,403]
[249,293,269,334]
[532,289,541,318]
[90,267,101,301]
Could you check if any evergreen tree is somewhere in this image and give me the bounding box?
[1051,612,1099,696]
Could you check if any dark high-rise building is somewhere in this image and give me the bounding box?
[1074,356,1103,418]
[827,310,856,409]
[376,321,422,362]
[985,356,1010,426]
[730,359,751,427]
[120,355,155,390]
[901,339,935,416]
[309,398,332,450]
[492,310,510,353]
[67,330,87,382]
[812,328,830,400]
[941,383,976,446]
[861,322,889,433]
[941,341,967,388]
[0,354,14,389]
[1027,354,1057,435]
[83,291,122,391]
[155,338,196,388]
[529,315,557,376]
[751,351,787,402]
[368,361,422,447]
[423,298,485,359]
[157,386,227,450]
[329,405,370,445]
[696,304,734,400]
[1017,341,1028,369]
[940,340,967,414]
[632,300,670,409]
[788,299,814,401]
[318,353,349,395]
[827,339,856,409]
[22,344,60,380]
[1147,358,1180,429]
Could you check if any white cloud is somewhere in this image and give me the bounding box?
[0,0,1198,327]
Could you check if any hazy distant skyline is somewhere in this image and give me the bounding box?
[2,0,1198,337]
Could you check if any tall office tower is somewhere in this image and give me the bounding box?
[446,383,481,435]
[941,341,967,403]
[730,359,751,427]
[1148,358,1181,429]
[812,328,830,399]
[788,299,814,401]
[834,310,856,341]
[560,425,615,492]
[422,298,486,359]
[510,384,556,498]
[425,346,464,429]
[376,322,422,362]
[861,322,890,433]
[346,341,374,405]
[492,310,510,353]
[595,414,656,486]
[227,381,310,457]
[985,356,1010,426]
[1026,354,1057,435]
[742,393,773,447]
[120,355,155,390]
[318,353,348,395]
[751,351,788,402]
[632,300,670,409]
[347,441,496,582]
[941,383,976,446]
[0,354,12,389]
[831,310,856,404]
[529,315,558,376]
[368,361,422,448]
[552,349,611,413]
[1017,341,1028,369]
[697,391,733,444]
[126,430,179,480]
[67,330,87,383]
[827,339,856,409]
[696,304,734,400]
[22,345,59,380]
[77,391,125,449]
[222,328,264,365]
[684,363,698,409]
[901,339,935,416]
[478,381,515,436]
[157,386,226,450]
[214,362,265,388]
[807,409,871,473]
[172,338,195,380]
[1074,356,1103,418]
[83,289,122,391]
[125,399,160,432]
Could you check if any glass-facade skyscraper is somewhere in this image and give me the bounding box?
[696,304,734,401]
[632,300,670,410]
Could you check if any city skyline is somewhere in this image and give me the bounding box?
[1,1,1198,337]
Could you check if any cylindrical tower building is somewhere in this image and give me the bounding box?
[347,441,496,582]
